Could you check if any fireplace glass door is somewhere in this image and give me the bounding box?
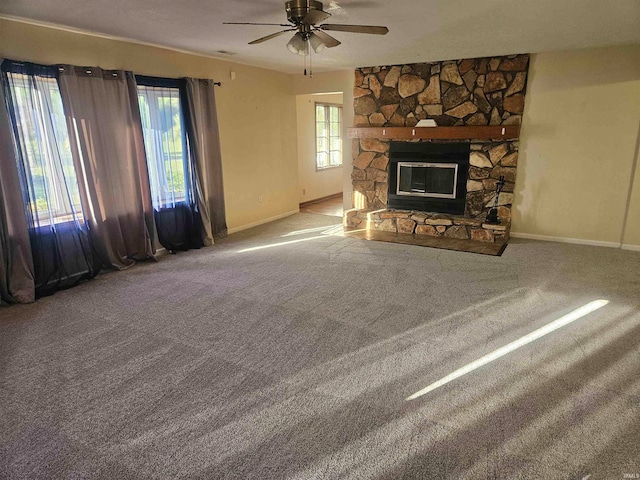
[397,162,458,199]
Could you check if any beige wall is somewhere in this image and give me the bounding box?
[514,45,640,248]
[292,71,355,209]
[0,18,299,233]
[296,93,343,203]
[622,124,640,248]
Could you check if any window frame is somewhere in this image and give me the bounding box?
[135,75,193,210]
[314,102,343,171]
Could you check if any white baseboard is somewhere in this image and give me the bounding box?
[227,209,300,235]
[510,232,622,249]
[621,243,640,252]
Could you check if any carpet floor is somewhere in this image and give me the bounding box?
[1,213,639,479]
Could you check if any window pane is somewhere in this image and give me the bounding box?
[138,85,190,209]
[330,137,341,151]
[316,137,328,153]
[317,151,328,168]
[330,106,340,122]
[330,151,341,166]
[316,121,327,138]
[316,105,325,122]
[5,72,83,225]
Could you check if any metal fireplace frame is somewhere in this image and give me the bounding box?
[388,142,470,215]
[396,162,459,200]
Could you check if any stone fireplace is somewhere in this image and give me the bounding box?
[345,54,529,244]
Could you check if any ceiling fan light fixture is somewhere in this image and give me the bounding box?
[308,32,326,53]
[287,32,309,55]
[298,39,310,56]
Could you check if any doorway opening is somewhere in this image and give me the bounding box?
[296,92,343,218]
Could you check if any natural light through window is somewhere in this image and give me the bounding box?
[5,72,83,226]
[282,224,343,237]
[137,84,191,209]
[315,103,342,170]
[406,299,610,400]
[353,191,366,210]
[238,235,329,253]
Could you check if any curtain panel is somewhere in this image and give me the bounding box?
[184,78,227,244]
[58,67,156,269]
[136,76,204,252]
[0,62,35,304]
[2,61,100,298]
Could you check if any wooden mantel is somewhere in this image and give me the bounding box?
[347,125,520,141]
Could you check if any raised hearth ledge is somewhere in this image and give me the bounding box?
[343,227,507,256]
[344,208,509,244]
[347,126,520,141]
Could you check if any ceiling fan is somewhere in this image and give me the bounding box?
[224,0,388,74]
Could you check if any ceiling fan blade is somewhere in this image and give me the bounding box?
[303,9,331,25]
[223,22,292,27]
[311,29,341,48]
[320,24,389,35]
[248,29,296,45]
[326,1,379,15]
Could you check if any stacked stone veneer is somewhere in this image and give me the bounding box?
[347,54,529,243]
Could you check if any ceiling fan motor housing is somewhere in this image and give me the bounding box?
[286,0,324,24]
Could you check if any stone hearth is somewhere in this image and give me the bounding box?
[344,209,509,244]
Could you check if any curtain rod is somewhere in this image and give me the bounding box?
[3,61,221,86]
[2,58,222,87]
[136,73,221,87]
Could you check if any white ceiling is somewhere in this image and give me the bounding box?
[2,0,640,74]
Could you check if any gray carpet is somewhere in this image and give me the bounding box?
[1,212,639,479]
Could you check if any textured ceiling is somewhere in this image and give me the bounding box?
[2,0,640,74]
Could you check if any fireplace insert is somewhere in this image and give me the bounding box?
[388,142,470,214]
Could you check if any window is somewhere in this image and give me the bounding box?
[315,103,342,170]
[3,70,83,226]
[136,80,191,209]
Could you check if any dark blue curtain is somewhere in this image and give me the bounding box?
[1,60,99,297]
[136,76,203,252]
